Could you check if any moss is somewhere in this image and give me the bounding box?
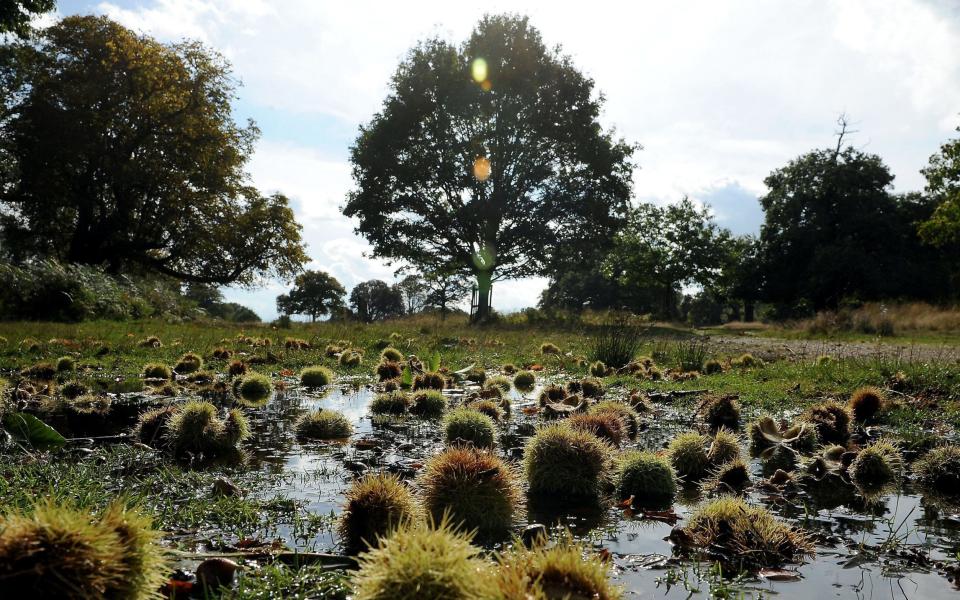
[668,432,711,481]
[370,391,411,415]
[568,412,625,446]
[237,372,273,404]
[615,450,677,509]
[702,359,723,375]
[707,428,742,466]
[351,517,491,600]
[410,390,447,419]
[100,502,169,600]
[913,446,960,497]
[701,394,740,430]
[485,375,513,394]
[849,440,901,496]
[496,532,621,600]
[420,447,520,536]
[379,347,404,362]
[174,352,203,374]
[56,355,76,372]
[300,366,333,387]
[142,363,172,380]
[513,370,536,391]
[0,501,127,599]
[682,496,813,567]
[339,350,363,368]
[589,400,641,439]
[524,423,612,500]
[589,360,608,377]
[339,473,421,555]
[443,408,496,448]
[295,410,353,440]
[540,342,561,355]
[375,361,402,382]
[468,399,503,421]
[804,400,851,444]
[413,371,445,391]
[580,376,604,398]
[848,386,885,423]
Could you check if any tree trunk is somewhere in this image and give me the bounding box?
[744,302,755,322]
[473,270,493,323]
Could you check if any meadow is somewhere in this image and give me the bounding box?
[1,315,960,599]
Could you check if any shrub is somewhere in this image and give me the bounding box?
[142,363,172,380]
[300,366,333,387]
[673,339,707,372]
[380,347,404,362]
[680,496,813,567]
[668,432,710,481]
[351,518,491,600]
[339,473,421,555]
[589,400,641,439]
[848,386,885,423]
[295,410,353,440]
[410,390,447,419]
[496,532,621,600]
[701,394,740,430]
[420,447,520,536]
[174,352,203,374]
[913,446,960,497]
[370,391,411,415]
[539,342,560,355]
[237,373,273,404]
[615,450,676,508]
[443,408,496,448]
[524,423,611,500]
[568,412,625,446]
[513,370,536,391]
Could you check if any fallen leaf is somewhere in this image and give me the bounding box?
[758,568,801,581]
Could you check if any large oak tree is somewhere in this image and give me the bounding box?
[345,15,635,320]
[0,16,308,285]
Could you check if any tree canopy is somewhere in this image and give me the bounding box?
[920,124,960,250]
[345,14,635,319]
[349,280,405,322]
[276,270,346,322]
[0,0,54,38]
[0,16,308,285]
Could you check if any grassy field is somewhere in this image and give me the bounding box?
[2,315,960,597]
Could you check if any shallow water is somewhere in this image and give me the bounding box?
[233,379,960,598]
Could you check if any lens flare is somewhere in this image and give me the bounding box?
[472,156,491,182]
[471,57,488,83]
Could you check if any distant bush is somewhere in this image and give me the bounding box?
[796,302,960,337]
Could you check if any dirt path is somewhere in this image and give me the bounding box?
[704,334,960,363]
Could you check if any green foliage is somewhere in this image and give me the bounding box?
[588,314,644,369]
[0,16,308,285]
[0,1,55,38]
[614,450,677,509]
[349,280,405,322]
[300,366,333,387]
[2,412,66,450]
[524,423,611,499]
[673,339,707,373]
[277,270,346,321]
[339,473,421,555]
[443,408,496,448]
[295,410,353,440]
[919,124,960,248]
[420,446,519,535]
[344,15,635,319]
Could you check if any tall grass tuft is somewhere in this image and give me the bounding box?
[672,338,707,372]
[588,314,644,369]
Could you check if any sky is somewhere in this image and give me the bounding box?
[48,0,960,320]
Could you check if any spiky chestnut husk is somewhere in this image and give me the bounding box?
[730,353,762,368]
[142,363,172,380]
[702,359,723,375]
[379,347,404,363]
[540,342,560,355]
[589,361,608,377]
[227,360,247,377]
[702,459,752,495]
[748,416,817,454]
[174,352,203,374]
[409,390,447,419]
[100,502,170,599]
[413,371,446,391]
[501,363,518,375]
[580,377,604,398]
[295,409,352,440]
[913,445,960,497]
[237,373,273,405]
[22,362,56,380]
[849,440,901,496]
[339,473,421,555]
[524,423,612,500]
[135,406,176,446]
[568,412,626,447]
[682,496,814,568]
[537,384,568,407]
[668,432,711,481]
[468,399,503,421]
[847,386,885,423]
[56,355,76,372]
[138,336,162,348]
[374,361,401,382]
[513,370,536,391]
[589,400,641,439]
[495,531,622,600]
[300,366,333,387]
[419,446,521,536]
[443,408,496,448]
[370,391,411,416]
[485,375,512,394]
[61,380,89,400]
[166,400,224,454]
[615,450,677,509]
[804,400,851,444]
[212,347,231,360]
[221,408,251,446]
[701,395,740,430]
[707,428,742,466]
[339,350,363,368]
[351,517,491,600]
